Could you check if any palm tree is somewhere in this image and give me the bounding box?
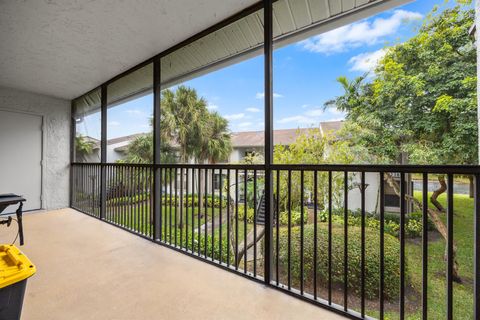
[195,112,232,164]
[75,135,97,162]
[161,86,208,163]
[125,134,153,164]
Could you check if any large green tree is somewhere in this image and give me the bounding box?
[326,3,476,281]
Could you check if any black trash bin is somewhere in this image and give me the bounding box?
[0,245,36,320]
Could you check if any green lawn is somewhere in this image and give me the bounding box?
[385,192,475,320]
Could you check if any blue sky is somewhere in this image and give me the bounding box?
[77,0,459,140]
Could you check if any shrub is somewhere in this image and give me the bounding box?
[164,229,231,264]
[324,208,431,238]
[160,195,227,208]
[405,219,423,237]
[237,204,255,223]
[279,210,305,226]
[276,223,404,300]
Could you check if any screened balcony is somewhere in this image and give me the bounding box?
[1,0,479,320]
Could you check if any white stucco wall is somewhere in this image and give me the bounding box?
[0,86,70,209]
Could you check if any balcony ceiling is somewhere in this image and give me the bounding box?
[0,0,407,102]
[0,0,258,100]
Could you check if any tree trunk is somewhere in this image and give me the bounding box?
[236,226,265,267]
[384,173,461,282]
[469,175,474,198]
[430,175,447,212]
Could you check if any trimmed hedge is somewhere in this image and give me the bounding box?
[276,223,404,300]
[321,208,434,238]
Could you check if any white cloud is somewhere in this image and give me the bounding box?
[277,115,316,125]
[301,10,422,54]
[238,122,253,128]
[108,121,120,126]
[255,92,283,99]
[329,108,343,115]
[207,104,219,110]
[125,109,146,116]
[305,108,324,117]
[224,113,245,120]
[246,107,260,113]
[349,49,387,73]
[276,104,346,127]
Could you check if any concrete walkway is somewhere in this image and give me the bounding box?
[0,208,344,320]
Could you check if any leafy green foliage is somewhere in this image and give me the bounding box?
[276,224,403,300]
[160,194,227,209]
[278,210,304,226]
[124,86,232,164]
[237,204,255,223]
[75,134,96,161]
[327,4,477,165]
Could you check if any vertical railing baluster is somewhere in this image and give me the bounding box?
[474,173,480,320]
[118,166,121,225]
[380,172,385,320]
[227,169,231,267]
[137,167,141,232]
[235,169,239,270]
[313,170,318,300]
[150,167,153,238]
[160,167,164,242]
[361,171,366,317]
[253,169,257,277]
[344,171,348,311]
[174,167,178,247]
[185,168,189,251]
[80,165,83,212]
[140,167,144,234]
[219,169,223,263]
[447,173,454,320]
[124,166,127,226]
[422,173,428,320]
[328,170,332,304]
[113,166,116,223]
[116,166,119,224]
[400,172,405,320]
[205,168,208,258]
[198,168,201,256]
[276,169,280,285]
[244,169,247,272]
[180,167,184,249]
[191,168,195,252]
[300,170,304,295]
[130,166,134,229]
[212,168,215,260]
[287,169,292,290]
[109,166,112,221]
[168,168,177,245]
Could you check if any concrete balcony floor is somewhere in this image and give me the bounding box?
[0,209,343,320]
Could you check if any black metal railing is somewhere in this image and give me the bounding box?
[71,162,480,320]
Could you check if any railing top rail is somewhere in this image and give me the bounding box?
[72,162,480,174]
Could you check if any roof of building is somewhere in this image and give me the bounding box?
[101,120,345,151]
[231,128,314,148]
[231,121,344,148]
[319,120,344,137]
[107,133,147,146]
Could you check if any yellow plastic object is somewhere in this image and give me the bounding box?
[0,245,36,289]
